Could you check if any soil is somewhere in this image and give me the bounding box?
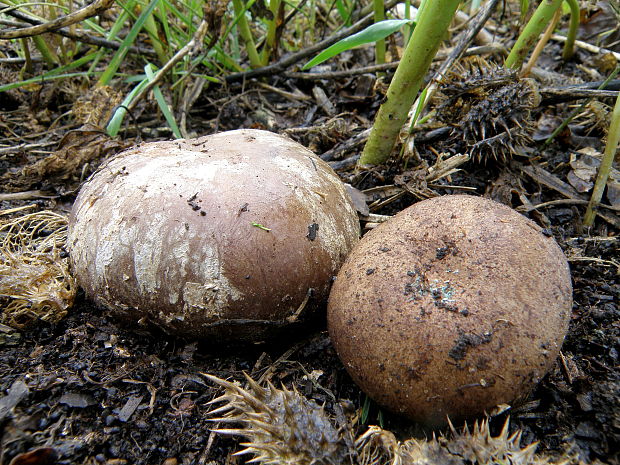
[1,6,619,465]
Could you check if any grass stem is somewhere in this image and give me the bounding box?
[232,0,263,68]
[521,6,561,76]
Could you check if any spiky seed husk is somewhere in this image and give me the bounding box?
[434,57,540,163]
[204,373,354,465]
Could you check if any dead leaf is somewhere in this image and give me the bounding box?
[1,124,132,193]
[8,447,57,465]
[0,379,29,421]
[567,148,620,207]
[344,183,369,216]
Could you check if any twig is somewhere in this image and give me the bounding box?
[543,69,620,144]
[288,62,401,80]
[0,191,56,201]
[179,78,206,138]
[517,198,618,212]
[0,56,41,64]
[0,0,114,39]
[254,81,312,102]
[329,154,360,171]
[1,7,156,56]
[321,128,371,161]
[551,34,620,61]
[540,88,619,105]
[453,10,495,45]
[126,19,210,113]
[521,164,620,228]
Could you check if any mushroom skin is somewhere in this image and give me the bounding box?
[68,129,360,341]
[327,195,572,427]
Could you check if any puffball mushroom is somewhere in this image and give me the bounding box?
[327,195,572,427]
[68,129,360,341]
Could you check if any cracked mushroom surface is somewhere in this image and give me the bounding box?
[327,195,572,427]
[68,129,360,341]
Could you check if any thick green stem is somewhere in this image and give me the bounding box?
[505,0,563,70]
[373,0,386,65]
[358,0,460,167]
[561,0,579,61]
[583,88,620,227]
[232,0,262,69]
[261,0,282,66]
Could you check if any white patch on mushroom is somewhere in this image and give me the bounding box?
[123,151,247,200]
[132,211,167,294]
[179,242,243,318]
[93,202,125,287]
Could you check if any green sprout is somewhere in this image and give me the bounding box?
[251,222,272,231]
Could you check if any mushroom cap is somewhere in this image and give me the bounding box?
[69,129,360,341]
[327,195,572,427]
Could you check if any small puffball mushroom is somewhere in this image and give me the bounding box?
[327,195,572,427]
[68,129,360,341]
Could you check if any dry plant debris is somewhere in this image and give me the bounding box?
[0,124,131,194]
[206,373,582,465]
[0,209,76,328]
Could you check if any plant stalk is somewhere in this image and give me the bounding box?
[232,0,262,68]
[505,0,563,70]
[583,88,620,227]
[358,0,460,167]
[561,0,579,61]
[261,0,282,65]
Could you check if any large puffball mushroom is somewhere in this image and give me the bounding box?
[327,195,572,427]
[68,129,360,341]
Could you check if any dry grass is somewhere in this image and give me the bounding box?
[0,209,76,328]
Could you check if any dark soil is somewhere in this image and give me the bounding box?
[1,8,619,465]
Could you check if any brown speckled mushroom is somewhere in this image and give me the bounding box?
[68,129,360,342]
[327,195,572,427]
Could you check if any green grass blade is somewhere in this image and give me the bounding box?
[106,76,150,137]
[0,72,89,93]
[302,19,414,70]
[0,52,98,92]
[98,0,161,86]
[144,64,182,139]
[361,395,371,424]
